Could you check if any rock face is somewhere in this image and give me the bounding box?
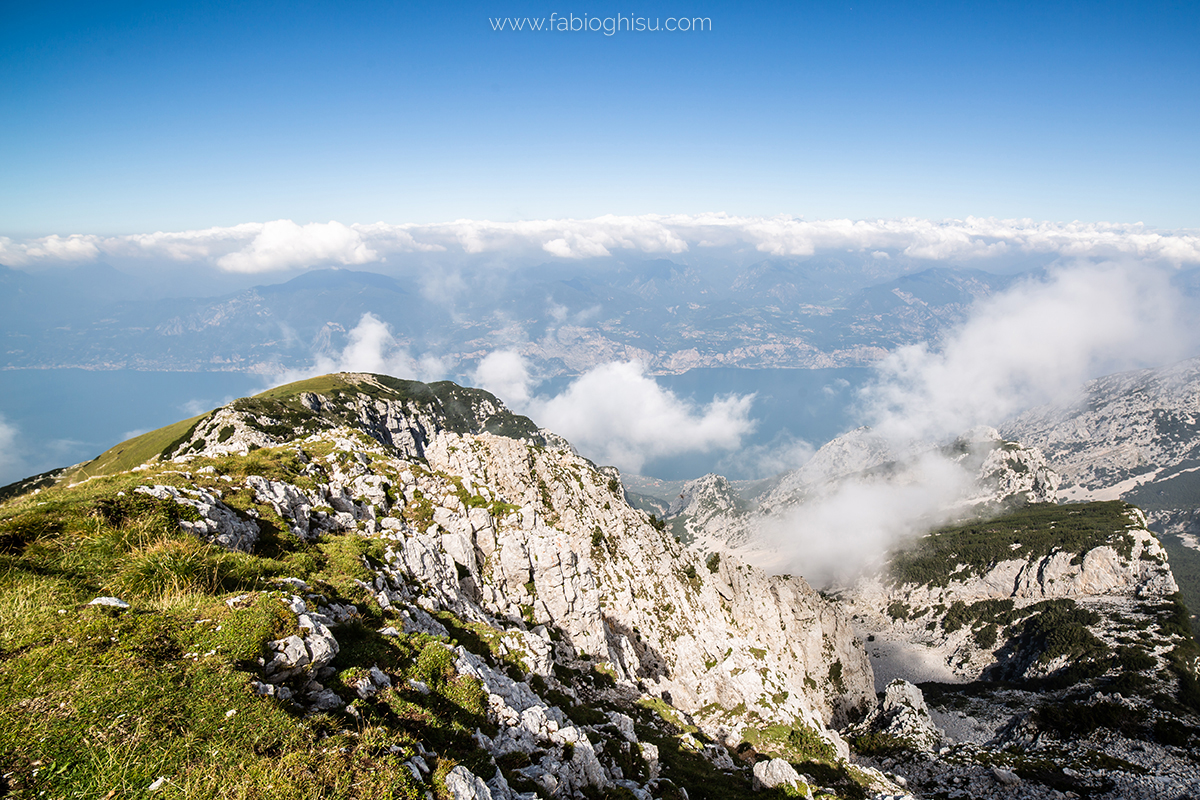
[844,502,1177,686]
[846,680,943,753]
[122,373,879,798]
[665,426,1060,563]
[1004,357,1200,496]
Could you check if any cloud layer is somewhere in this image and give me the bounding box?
[4,215,1199,272]
[760,259,1195,584]
[268,313,445,387]
[861,261,1193,443]
[475,352,756,474]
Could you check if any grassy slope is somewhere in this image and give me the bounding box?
[0,454,484,799]
[49,376,358,490]
[60,413,210,486]
[253,374,355,402]
[1,442,857,800]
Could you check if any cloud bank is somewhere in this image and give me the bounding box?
[760,260,1194,584]
[268,313,446,387]
[475,352,756,474]
[862,261,1192,443]
[3,215,1199,272]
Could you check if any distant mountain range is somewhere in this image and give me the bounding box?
[1,259,1023,374]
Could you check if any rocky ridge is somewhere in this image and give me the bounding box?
[664,427,1059,563]
[26,373,898,799]
[1003,356,1200,505]
[10,371,1200,800]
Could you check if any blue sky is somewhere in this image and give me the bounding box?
[2,0,1198,236]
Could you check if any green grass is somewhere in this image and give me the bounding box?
[253,374,357,403]
[0,464,500,799]
[60,413,211,485]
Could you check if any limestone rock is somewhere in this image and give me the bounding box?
[88,596,130,609]
[444,765,494,800]
[134,484,259,551]
[849,680,943,753]
[752,758,809,796]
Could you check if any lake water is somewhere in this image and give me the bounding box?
[0,370,266,486]
[0,367,873,486]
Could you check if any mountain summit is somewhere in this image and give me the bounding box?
[0,373,888,799]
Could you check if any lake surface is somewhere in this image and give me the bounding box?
[0,370,265,485]
[0,366,874,486]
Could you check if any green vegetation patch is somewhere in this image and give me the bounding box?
[1033,700,1148,740]
[1004,599,1107,667]
[0,469,505,799]
[849,732,913,757]
[890,501,1140,588]
[370,376,544,442]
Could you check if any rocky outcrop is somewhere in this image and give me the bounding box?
[134,483,259,551]
[132,374,879,797]
[752,758,812,797]
[167,373,556,462]
[846,680,943,753]
[844,503,1177,686]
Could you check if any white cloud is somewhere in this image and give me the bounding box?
[215,220,379,273]
[760,450,975,584]
[475,352,756,473]
[269,313,446,386]
[860,261,1190,443]
[0,415,23,485]
[6,215,1196,270]
[475,351,534,407]
[757,259,1195,585]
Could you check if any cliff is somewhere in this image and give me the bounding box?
[0,373,890,800]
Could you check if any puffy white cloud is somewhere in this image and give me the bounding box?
[216,220,379,273]
[760,450,976,584]
[269,313,446,386]
[861,261,1191,443]
[475,352,756,473]
[4,214,1198,269]
[758,259,1195,584]
[475,351,534,407]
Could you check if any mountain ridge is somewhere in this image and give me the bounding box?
[5,372,1200,799]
